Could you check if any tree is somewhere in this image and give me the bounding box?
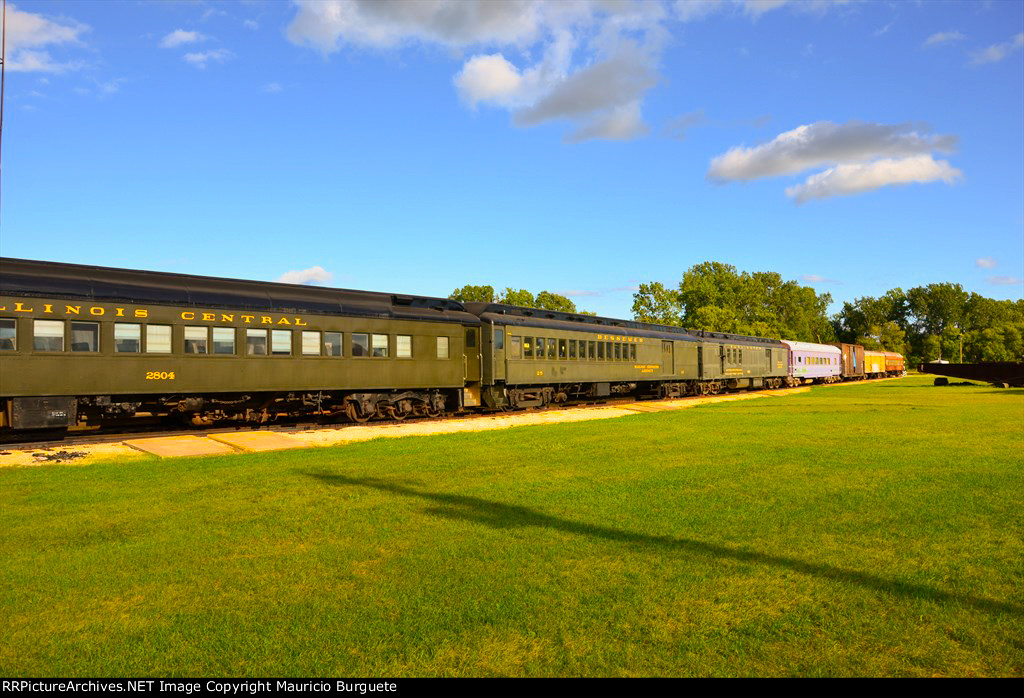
[448,285,495,303]
[534,291,577,314]
[498,288,535,307]
[631,282,682,325]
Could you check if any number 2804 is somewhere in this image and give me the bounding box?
[145,371,176,380]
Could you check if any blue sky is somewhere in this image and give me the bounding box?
[2,0,1022,318]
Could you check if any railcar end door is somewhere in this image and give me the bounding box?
[463,327,481,383]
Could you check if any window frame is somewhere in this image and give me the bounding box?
[246,328,269,356]
[146,324,173,354]
[271,329,292,356]
[323,331,343,357]
[0,318,16,351]
[212,327,236,355]
[114,322,142,354]
[396,334,413,359]
[184,325,209,355]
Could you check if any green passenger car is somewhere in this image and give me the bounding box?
[464,304,788,407]
[0,258,480,429]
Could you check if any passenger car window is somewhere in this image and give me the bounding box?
[436,336,449,359]
[302,331,321,356]
[247,329,268,355]
[569,340,576,359]
[71,322,99,353]
[272,330,292,355]
[597,341,605,360]
[630,345,637,361]
[184,326,208,354]
[0,318,14,351]
[588,341,596,359]
[324,332,343,357]
[396,335,412,358]
[34,320,64,352]
[509,335,521,359]
[494,329,504,350]
[548,339,556,360]
[147,325,172,354]
[115,323,141,353]
[213,327,235,354]
[558,339,567,359]
[351,333,369,357]
[465,328,477,348]
[371,334,388,357]
[536,338,544,359]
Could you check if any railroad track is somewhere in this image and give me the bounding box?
[1,377,907,455]
[0,395,650,452]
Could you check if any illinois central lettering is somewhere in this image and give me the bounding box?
[179,311,306,326]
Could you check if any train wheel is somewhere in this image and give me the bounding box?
[346,402,371,423]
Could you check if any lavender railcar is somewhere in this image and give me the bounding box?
[781,340,842,386]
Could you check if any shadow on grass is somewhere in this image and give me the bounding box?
[308,472,1023,619]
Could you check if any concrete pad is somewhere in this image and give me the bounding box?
[207,431,310,452]
[124,435,237,458]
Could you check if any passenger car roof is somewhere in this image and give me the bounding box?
[0,258,479,324]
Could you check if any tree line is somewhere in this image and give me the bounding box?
[631,262,1023,366]
[448,285,593,315]
[450,265,1023,366]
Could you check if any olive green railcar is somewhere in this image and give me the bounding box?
[464,304,787,407]
[0,258,479,429]
[685,330,788,391]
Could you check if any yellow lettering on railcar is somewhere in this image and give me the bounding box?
[135,309,148,318]
[145,371,176,380]
[181,312,195,320]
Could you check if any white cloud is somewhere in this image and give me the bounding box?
[264,82,283,93]
[5,3,89,73]
[709,121,957,181]
[975,257,997,269]
[563,101,649,143]
[970,33,1024,65]
[454,53,527,108]
[288,1,664,143]
[923,31,965,48]
[160,30,209,48]
[286,0,545,53]
[987,276,1022,287]
[664,109,707,140]
[800,274,840,283]
[276,266,334,286]
[513,43,658,129]
[243,19,259,31]
[785,155,962,204]
[183,49,234,69]
[674,0,848,22]
[709,121,963,203]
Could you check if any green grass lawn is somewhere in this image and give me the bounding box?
[2,376,1022,677]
